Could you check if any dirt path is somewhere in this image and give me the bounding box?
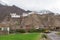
[47,31,60,40]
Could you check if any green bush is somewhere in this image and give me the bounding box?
[9,30,15,33]
[16,29,26,33]
[38,28,45,32]
[41,34,47,38]
[28,28,45,33]
[10,29,26,33]
[28,29,37,33]
[10,28,46,33]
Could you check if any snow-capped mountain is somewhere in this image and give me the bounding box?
[39,10,54,14]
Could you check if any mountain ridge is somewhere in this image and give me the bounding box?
[0,3,31,22]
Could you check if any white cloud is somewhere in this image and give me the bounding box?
[1,0,60,13]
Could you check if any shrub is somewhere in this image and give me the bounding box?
[10,28,46,33]
[10,29,26,33]
[28,29,36,33]
[38,28,45,32]
[41,34,47,38]
[9,30,15,33]
[16,29,26,33]
[28,28,46,33]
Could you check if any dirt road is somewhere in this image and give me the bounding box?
[47,31,60,40]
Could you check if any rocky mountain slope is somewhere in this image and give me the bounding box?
[20,12,60,30]
[0,4,31,22]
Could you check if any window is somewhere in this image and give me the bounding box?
[3,28,7,31]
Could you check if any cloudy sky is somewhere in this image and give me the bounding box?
[1,0,60,13]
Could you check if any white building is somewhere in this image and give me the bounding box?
[10,13,20,18]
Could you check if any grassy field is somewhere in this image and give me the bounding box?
[0,33,41,40]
